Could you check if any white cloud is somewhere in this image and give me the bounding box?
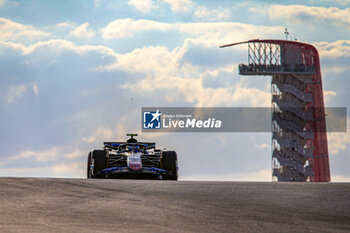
[6,84,26,103]
[101,18,283,45]
[101,18,171,39]
[178,22,282,46]
[314,40,350,58]
[324,90,337,104]
[310,0,350,6]
[97,35,271,107]
[0,0,18,8]
[161,0,193,12]
[322,65,348,75]
[4,146,86,172]
[328,123,350,155]
[99,34,271,107]
[94,0,102,8]
[0,32,272,109]
[127,0,157,13]
[65,149,84,159]
[0,40,26,52]
[120,71,270,107]
[314,40,350,75]
[52,162,85,177]
[0,0,7,7]
[104,45,179,74]
[69,22,95,38]
[0,39,117,57]
[9,147,60,162]
[32,84,39,95]
[82,127,114,143]
[0,17,49,41]
[0,162,85,178]
[252,5,350,29]
[55,21,74,28]
[194,6,231,21]
[254,143,270,149]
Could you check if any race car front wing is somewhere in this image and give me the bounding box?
[98,167,169,175]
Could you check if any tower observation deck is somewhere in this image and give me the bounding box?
[221,39,330,182]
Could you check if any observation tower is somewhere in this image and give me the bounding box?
[221,39,330,182]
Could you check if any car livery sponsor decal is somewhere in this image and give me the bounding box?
[127,153,142,171]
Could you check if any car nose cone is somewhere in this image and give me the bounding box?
[127,153,142,171]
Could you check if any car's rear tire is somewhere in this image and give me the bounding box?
[161,151,178,180]
[91,150,107,178]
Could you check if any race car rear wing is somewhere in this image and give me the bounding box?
[104,142,156,149]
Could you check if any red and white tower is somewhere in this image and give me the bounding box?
[221,39,330,182]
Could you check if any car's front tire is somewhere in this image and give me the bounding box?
[87,152,92,179]
[87,150,107,179]
[161,151,178,180]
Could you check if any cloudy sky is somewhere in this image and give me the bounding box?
[0,0,349,181]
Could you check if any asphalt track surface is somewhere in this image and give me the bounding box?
[0,178,349,233]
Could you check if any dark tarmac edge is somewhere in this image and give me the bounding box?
[0,177,350,233]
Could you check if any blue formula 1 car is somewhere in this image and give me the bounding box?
[87,134,178,180]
